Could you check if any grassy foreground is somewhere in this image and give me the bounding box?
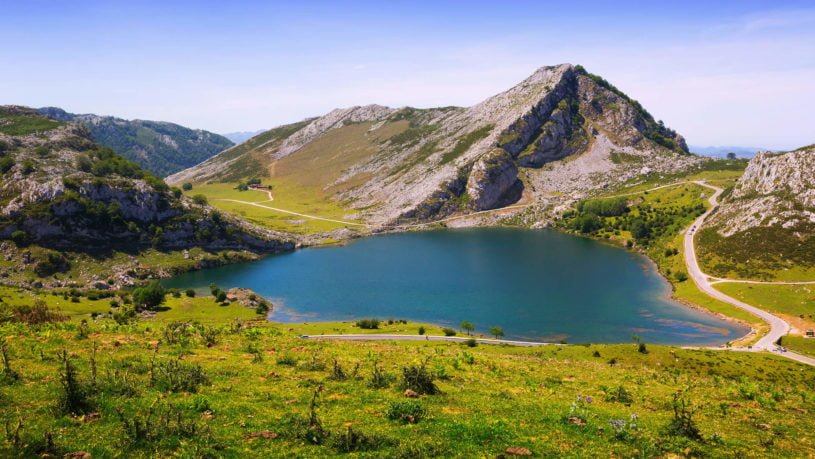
[2,297,815,458]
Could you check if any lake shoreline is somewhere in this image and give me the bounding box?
[166,227,747,347]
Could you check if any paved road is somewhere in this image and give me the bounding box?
[683,181,815,366]
[301,334,552,347]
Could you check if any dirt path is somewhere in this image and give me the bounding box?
[218,199,530,229]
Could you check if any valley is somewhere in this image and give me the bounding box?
[1,63,814,457]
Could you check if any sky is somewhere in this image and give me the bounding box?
[1,1,814,150]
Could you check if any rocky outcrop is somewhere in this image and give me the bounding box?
[466,149,522,211]
[169,64,700,228]
[709,145,815,236]
[0,106,293,253]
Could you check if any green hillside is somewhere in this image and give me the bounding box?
[37,107,234,176]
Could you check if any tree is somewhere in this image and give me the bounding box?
[460,320,474,336]
[216,290,228,303]
[182,182,193,191]
[489,326,505,339]
[192,194,208,205]
[185,288,196,298]
[132,281,166,310]
[726,152,737,160]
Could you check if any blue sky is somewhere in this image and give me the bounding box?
[1,1,813,149]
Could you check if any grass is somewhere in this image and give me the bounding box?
[187,121,416,235]
[187,182,362,235]
[1,301,814,457]
[779,336,815,358]
[555,182,765,345]
[0,113,63,136]
[715,283,815,326]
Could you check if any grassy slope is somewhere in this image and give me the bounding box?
[188,121,409,235]
[553,172,766,344]
[1,302,814,457]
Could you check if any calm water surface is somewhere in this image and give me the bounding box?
[165,228,747,345]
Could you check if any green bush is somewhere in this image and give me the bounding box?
[356,319,380,329]
[182,182,193,191]
[0,157,14,173]
[132,281,166,311]
[401,363,439,395]
[151,358,209,393]
[385,400,428,424]
[192,194,208,205]
[442,328,456,336]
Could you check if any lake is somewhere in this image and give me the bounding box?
[165,228,747,346]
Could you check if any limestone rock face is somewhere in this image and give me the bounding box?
[466,149,521,211]
[0,106,293,253]
[169,64,699,228]
[709,145,815,236]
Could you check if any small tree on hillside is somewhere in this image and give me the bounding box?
[460,320,474,336]
[489,326,504,339]
[132,281,166,311]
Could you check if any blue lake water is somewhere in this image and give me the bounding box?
[165,228,747,345]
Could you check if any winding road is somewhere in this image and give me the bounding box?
[683,181,815,366]
[232,181,815,366]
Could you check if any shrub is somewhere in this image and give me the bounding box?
[666,390,702,440]
[330,426,391,453]
[10,230,28,246]
[185,288,196,297]
[604,385,634,404]
[356,318,380,329]
[442,328,456,336]
[385,400,428,424]
[192,194,208,205]
[151,358,209,393]
[417,326,426,335]
[57,350,94,415]
[285,386,328,445]
[182,182,193,191]
[0,339,20,383]
[20,159,35,174]
[277,354,297,366]
[369,361,394,389]
[401,362,439,395]
[674,271,688,282]
[132,281,166,310]
[255,300,270,315]
[0,156,14,173]
[465,338,478,347]
[11,299,66,325]
[329,359,347,381]
[216,290,227,303]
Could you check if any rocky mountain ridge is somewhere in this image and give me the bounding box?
[709,145,815,236]
[0,106,292,254]
[37,107,234,176]
[169,64,702,228]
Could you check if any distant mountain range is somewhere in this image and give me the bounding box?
[222,130,267,144]
[36,107,234,177]
[689,145,768,158]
